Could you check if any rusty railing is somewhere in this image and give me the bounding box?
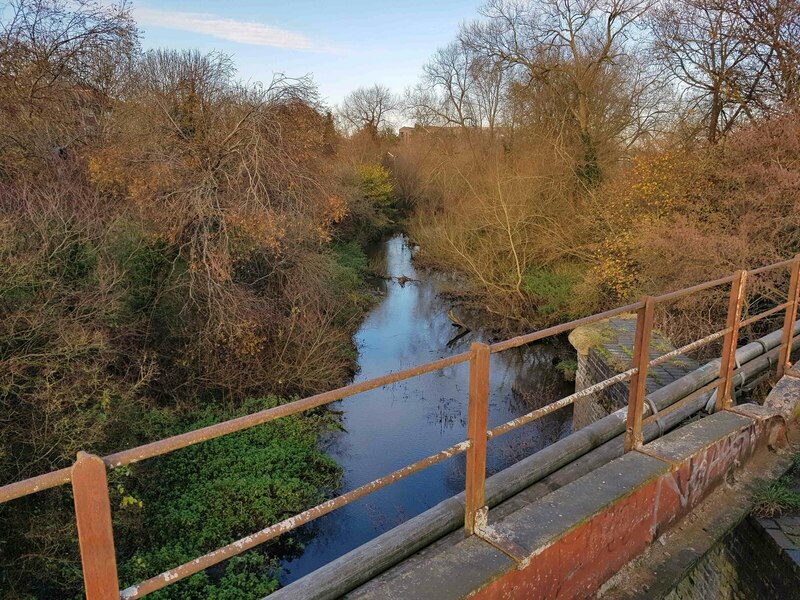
[1,255,800,599]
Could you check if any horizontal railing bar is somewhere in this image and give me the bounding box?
[739,302,791,328]
[0,352,471,504]
[489,327,730,440]
[0,467,72,504]
[748,258,795,276]
[487,367,638,439]
[647,328,731,370]
[119,440,471,599]
[652,274,737,303]
[490,302,645,354]
[105,351,470,469]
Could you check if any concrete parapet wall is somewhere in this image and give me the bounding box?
[353,408,787,600]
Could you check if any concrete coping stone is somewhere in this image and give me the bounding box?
[490,451,668,554]
[351,534,513,600]
[642,410,755,464]
[730,401,785,422]
[764,372,800,422]
[351,452,668,600]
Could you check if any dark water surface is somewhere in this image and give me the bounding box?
[279,234,573,583]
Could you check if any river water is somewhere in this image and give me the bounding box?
[280,234,573,583]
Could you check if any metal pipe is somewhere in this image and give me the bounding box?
[271,322,800,600]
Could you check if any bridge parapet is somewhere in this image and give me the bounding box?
[351,403,789,599]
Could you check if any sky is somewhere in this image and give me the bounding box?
[133,1,484,109]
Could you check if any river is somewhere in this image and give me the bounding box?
[280,234,573,583]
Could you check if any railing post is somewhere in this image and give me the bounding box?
[777,255,800,379]
[624,296,655,452]
[465,342,490,536]
[716,270,748,411]
[72,452,119,600]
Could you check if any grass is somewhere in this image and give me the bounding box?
[753,477,800,517]
[522,265,583,317]
[753,455,800,517]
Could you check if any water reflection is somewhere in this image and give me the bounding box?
[279,234,573,583]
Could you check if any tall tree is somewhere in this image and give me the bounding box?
[0,0,137,172]
[462,0,658,182]
[338,83,398,137]
[651,0,800,143]
[736,0,800,109]
[405,39,506,132]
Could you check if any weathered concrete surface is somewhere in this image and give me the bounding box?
[642,411,771,535]
[764,362,800,421]
[481,454,667,599]
[598,365,800,600]
[366,534,514,599]
[351,408,786,600]
[598,430,797,599]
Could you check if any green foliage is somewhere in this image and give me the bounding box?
[46,230,98,285]
[331,240,370,290]
[116,397,341,599]
[522,265,584,317]
[752,475,800,518]
[576,132,602,186]
[555,359,578,382]
[339,164,399,243]
[356,164,394,208]
[326,241,375,327]
[108,220,180,324]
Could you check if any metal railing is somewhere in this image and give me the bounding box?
[2,255,800,599]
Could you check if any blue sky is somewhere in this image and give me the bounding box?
[133,1,483,108]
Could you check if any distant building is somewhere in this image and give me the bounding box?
[398,124,466,140]
[398,123,509,141]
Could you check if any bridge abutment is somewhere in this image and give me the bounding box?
[569,316,698,431]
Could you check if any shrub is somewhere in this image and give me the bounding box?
[338,164,398,243]
[522,265,584,317]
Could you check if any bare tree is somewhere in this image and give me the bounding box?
[338,83,398,137]
[737,0,800,109]
[0,0,137,169]
[405,40,506,132]
[649,0,768,143]
[461,0,658,182]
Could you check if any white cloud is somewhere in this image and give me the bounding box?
[135,7,317,51]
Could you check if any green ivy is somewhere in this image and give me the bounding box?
[115,397,341,599]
